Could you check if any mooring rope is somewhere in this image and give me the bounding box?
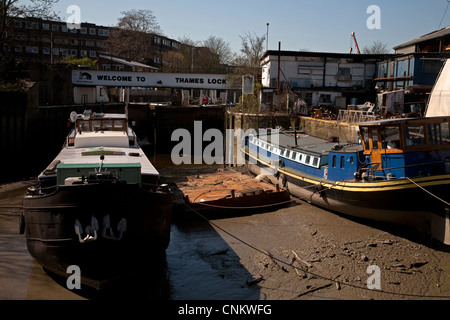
[406,177,450,207]
[190,199,296,210]
[183,202,450,299]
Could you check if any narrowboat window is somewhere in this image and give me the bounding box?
[350,156,354,165]
[291,152,296,160]
[405,126,425,146]
[381,126,400,149]
[371,129,379,150]
[295,153,301,161]
[91,120,101,131]
[103,120,113,130]
[313,158,319,167]
[360,127,370,150]
[80,120,90,132]
[115,120,125,131]
[306,155,311,164]
[299,154,303,161]
[340,156,345,169]
[332,155,337,168]
[283,149,288,157]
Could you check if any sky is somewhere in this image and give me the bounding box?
[20,0,450,54]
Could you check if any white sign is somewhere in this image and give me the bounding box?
[72,71,233,89]
[242,75,254,94]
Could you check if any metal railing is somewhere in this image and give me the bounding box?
[338,110,378,124]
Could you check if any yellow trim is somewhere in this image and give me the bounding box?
[244,149,450,193]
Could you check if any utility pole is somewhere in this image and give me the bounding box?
[277,42,281,94]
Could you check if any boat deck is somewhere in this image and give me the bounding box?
[46,146,160,178]
[159,166,291,216]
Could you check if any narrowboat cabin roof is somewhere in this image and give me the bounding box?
[253,130,362,156]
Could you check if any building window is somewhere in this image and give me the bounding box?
[15,21,23,28]
[337,67,351,81]
[61,25,68,32]
[103,65,111,71]
[61,49,68,56]
[52,48,59,55]
[98,29,109,36]
[319,94,331,103]
[42,23,50,31]
[15,45,22,52]
[52,24,59,31]
[89,28,96,35]
[81,27,87,34]
[70,49,77,56]
[422,60,442,74]
[115,65,124,71]
[70,28,77,33]
[43,47,50,55]
[80,50,87,57]
[26,46,39,53]
[298,67,310,75]
[89,51,96,58]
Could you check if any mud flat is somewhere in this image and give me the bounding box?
[162,166,450,300]
[1,169,450,301]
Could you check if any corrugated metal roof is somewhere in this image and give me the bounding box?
[393,26,450,50]
[99,54,159,70]
[262,50,392,60]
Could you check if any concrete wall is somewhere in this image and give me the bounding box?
[299,116,360,143]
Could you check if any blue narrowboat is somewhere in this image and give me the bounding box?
[243,116,450,244]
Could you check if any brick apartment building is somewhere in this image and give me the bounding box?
[7,16,181,71]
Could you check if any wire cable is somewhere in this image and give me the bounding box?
[438,0,450,29]
[184,202,450,299]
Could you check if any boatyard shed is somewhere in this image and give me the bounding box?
[260,51,391,109]
[375,26,450,116]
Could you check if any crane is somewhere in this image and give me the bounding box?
[350,32,361,54]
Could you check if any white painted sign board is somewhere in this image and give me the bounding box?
[72,71,233,90]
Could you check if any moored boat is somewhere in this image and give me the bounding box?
[21,110,172,290]
[243,116,450,244]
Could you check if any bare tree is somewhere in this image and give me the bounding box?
[162,51,186,72]
[105,9,163,63]
[203,35,233,65]
[234,32,266,78]
[1,0,60,75]
[116,9,162,35]
[175,35,228,73]
[362,40,390,54]
[231,32,266,112]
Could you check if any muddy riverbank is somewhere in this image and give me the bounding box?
[1,168,450,301]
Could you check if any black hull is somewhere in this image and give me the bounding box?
[246,158,450,245]
[23,183,172,289]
